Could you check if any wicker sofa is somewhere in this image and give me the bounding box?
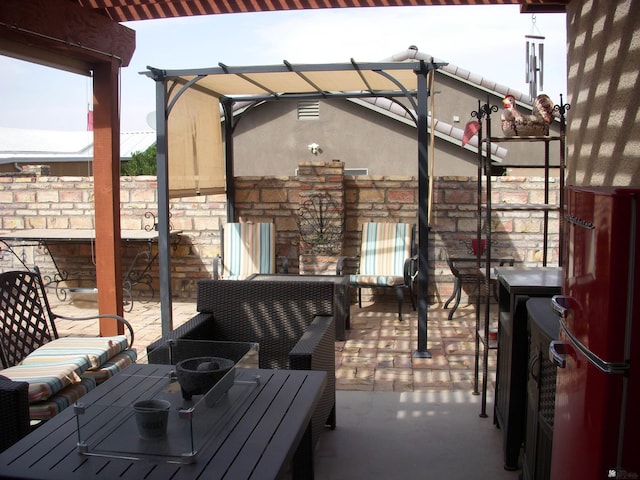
[147,279,337,449]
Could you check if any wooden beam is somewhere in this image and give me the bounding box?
[0,0,135,75]
[93,59,124,335]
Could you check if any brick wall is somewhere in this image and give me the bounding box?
[0,165,559,304]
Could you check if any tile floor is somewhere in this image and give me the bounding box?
[51,295,498,395]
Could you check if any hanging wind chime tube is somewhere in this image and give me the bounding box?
[525,15,545,98]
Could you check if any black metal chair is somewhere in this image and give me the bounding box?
[0,267,135,451]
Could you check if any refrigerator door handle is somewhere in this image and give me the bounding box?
[549,340,571,368]
[558,320,630,375]
[551,295,578,319]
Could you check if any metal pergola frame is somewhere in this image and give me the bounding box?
[145,59,446,357]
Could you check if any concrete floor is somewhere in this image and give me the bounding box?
[51,294,518,479]
[315,390,518,480]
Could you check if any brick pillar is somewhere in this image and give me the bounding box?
[297,160,345,274]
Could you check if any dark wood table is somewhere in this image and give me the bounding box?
[0,364,326,480]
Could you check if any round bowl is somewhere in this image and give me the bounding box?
[175,356,234,400]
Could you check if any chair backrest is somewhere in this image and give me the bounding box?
[359,222,413,276]
[222,223,276,279]
[196,279,335,369]
[0,269,57,369]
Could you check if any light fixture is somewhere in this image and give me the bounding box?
[308,143,320,155]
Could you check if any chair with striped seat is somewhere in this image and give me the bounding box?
[0,267,136,451]
[338,222,417,321]
[213,222,288,280]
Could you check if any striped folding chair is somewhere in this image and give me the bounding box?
[213,223,287,280]
[339,222,417,321]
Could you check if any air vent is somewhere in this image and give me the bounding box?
[298,100,320,120]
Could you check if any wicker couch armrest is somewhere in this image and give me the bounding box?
[289,315,335,371]
[289,315,336,444]
[0,375,30,453]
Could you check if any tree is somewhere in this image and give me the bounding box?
[121,144,157,176]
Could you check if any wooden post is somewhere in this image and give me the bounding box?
[93,59,124,335]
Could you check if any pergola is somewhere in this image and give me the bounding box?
[145,59,445,355]
[0,0,569,340]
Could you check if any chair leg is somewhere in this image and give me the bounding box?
[395,286,404,321]
[408,285,416,311]
[447,279,463,320]
[358,287,362,309]
[444,278,461,309]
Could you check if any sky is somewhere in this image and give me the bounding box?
[0,5,567,133]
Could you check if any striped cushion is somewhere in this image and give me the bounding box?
[1,361,88,403]
[28,377,96,421]
[223,223,275,279]
[21,336,129,370]
[358,223,412,277]
[81,349,137,384]
[349,274,405,287]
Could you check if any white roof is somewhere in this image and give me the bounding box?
[0,127,156,164]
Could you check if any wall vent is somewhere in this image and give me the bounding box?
[297,100,320,120]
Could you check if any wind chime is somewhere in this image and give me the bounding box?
[525,15,545,98]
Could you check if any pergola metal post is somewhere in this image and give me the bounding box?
[414,61,432,358]
[152,73,173,336]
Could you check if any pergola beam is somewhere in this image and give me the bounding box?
[0,0,135,74]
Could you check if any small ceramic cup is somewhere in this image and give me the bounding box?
[133,399,171,440]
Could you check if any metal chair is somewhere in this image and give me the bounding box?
[213,222,288,279]
[338,222,417,321]
[0,267,136,451]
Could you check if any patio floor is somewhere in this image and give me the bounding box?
[51,295,518,479]
[51,295,497,394]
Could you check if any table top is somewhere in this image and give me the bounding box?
[495,266,563,293]
[0,228,181,242]
[0,364,326,480]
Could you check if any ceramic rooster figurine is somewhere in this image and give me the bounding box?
[501,94,555,137]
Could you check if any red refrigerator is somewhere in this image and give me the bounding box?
[549,186,640,480]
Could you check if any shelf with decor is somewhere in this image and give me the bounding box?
[469,96,569,422]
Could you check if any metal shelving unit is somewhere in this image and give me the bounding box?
[471,96,569,417]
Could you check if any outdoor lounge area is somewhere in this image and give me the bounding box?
[1,2,638,479]
[20,292,517,479]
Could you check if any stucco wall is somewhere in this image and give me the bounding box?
[566,0,640,186]
[231,76,562,178]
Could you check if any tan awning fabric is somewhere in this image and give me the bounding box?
[174,65,422,98]
[167,86,224,198]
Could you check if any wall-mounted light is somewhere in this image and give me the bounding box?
[308,143,321,155]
